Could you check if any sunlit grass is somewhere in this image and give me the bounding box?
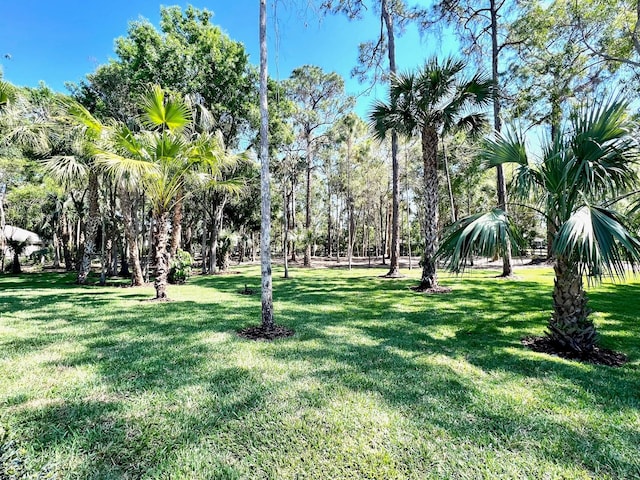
[0,265,639,479]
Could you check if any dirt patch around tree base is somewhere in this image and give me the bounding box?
[409,285,453,294]
[237,325,295,341]
[521,336,628,367]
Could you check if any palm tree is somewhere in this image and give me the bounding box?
[438,98,640,355]
[369,57,492,291]
[0,86,100,284]
[97,86,233,299]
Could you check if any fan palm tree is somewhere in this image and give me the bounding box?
[369,57,493,290]
[438,98,640,354]
[0,86,100,283]
[45,98,105,285]
[96,86,239,300]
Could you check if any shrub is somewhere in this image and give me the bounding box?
[168,249,193,284]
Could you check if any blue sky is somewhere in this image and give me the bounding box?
[0,1,456,116]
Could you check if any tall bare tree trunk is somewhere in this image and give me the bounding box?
[382,0,401,277]
[61,214,73,271]
[259,0,274,329]
[419,127,440,290]
[490,0,513,277]
[290,182,297,262]
[283,185,289,279]
[304,132,312,267]
[327,181,332,257]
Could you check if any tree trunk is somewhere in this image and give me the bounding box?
[304,132,312,267]
[61,215,74,271]
[52,229,61,269]
[327,182,332,257]
[419,126,440,290]
[153,211,171,300]
[121,187,144,286]
[549,257,596,353]
[490,0,513,277]
[289,179,297,262]
[11,251,21,274]
[283,185,289,279]
[201,220,208,274]
[208,198,226,274]
[259,0,275,329]
[77,170,100,285]
[443,141,457,223]
[381,0,401,277]
[170,192,183,257]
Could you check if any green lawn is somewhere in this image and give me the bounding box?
[1,265,639,479]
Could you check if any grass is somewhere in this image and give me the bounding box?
[0,264,639,479]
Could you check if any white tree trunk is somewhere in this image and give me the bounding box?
[259,0,274,329]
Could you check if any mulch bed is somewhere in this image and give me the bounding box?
[409,285,452,294]
[237,324,295,341]
[522,336,628,367]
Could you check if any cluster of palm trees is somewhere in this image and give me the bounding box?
[372,56,640,355]
[2,85,241,300]
[4,51,640,356]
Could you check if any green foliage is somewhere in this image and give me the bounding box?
[168,248,193,284]
[368,56,492,142]
[505,0,609,128]
[439,209,525,271]
[72,6,255,147]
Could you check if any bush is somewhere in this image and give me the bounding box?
[168,249,193,284]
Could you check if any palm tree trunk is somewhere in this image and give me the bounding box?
[548,257,596,353]
[419,126,440,290]
[11,250,21,274]
[170,193,183,257]
[259,0,275,329]
[121,187,144,286]
[77,170,100,285]
[153,211,171,300]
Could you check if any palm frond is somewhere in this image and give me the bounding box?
[438,209,524,273]
[58,97,103,138]
[204,178,246,196]
[0,80,17,106]
[553,205,640,281]
[481,129,529,167]
[567,98,638,196]
[140,85,192,132]
[94,151,157,183]
[367,100,397,141]
[42,155,88,185]
[453,112,489,139]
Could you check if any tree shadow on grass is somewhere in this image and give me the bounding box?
[3,270,640,477]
